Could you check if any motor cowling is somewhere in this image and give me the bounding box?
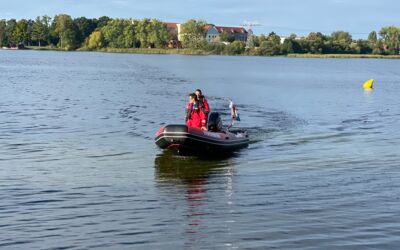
[207,112,223,132]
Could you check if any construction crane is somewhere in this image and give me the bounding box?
[241,21,261,48]
[242,21,261,30]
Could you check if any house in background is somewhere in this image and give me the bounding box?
[163,22,182,38]
[215,26,248,42]
[163,22,182,48]
[204,25,220,43]
[204,25,248,43]
[163,22,248,45]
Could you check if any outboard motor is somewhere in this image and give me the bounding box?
[207,112,223,132]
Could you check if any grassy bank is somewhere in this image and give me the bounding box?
[287,53,400,59]
[26,46,67,51]
[93,47,212,55]
[27,46,212,55]
[25,46,400,59]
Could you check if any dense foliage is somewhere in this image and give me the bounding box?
[1,14,400,56]
[0,15,170,51]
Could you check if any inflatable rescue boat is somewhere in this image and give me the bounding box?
[155,112,249,154]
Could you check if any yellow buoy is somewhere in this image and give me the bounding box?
[363,79,374,89]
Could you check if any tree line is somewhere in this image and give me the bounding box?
[250,28,400,56]
[0,15,172,50]
[1,15,399,56]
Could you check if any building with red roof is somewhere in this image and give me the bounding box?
[164,22,179,30]
[163,22,248,44]
[205,25,248,43]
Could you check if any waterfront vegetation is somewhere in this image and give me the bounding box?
[1,14,400,58]
[287,53,400,59]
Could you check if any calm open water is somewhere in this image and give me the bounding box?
[1,50,400,249]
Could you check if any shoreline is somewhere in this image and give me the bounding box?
[19,46,400,59]
[287,53,400,59]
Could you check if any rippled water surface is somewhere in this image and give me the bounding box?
[1,50,400,249]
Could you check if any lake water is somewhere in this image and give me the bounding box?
[1,50,400,249]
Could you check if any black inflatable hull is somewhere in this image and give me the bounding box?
[155,125,249,154]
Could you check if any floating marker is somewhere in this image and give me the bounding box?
[363,79,374,89]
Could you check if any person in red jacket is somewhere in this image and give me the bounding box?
[195,89,210,116]
[185,93,207,130]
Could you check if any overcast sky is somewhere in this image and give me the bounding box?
[0,0,399,38]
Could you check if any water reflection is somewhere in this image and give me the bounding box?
[364,88,373,96]
[154,150,236,248]
[154,150,235,181]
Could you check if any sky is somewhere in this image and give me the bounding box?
[0,0,399,38]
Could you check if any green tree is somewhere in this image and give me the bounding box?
[331,31,352,44]
[257,34,268,45]
[251,35,260,47]
[327,31,353,54]
[6,19,17,44]
[148,19,169,48]
[13,19,30,44]
[351,39,372,54]
[379,26,400,55]
[53,14,78,50]
[32,16,50,46]
[96,16,111,29]
[102,19,137,48]
[368,31,378,44]
[135,19,151,48]
[367,31,381,54]
[281,35,302,54]
[267,32,281,44]
[372,42,384,55]
[102,19,124,48]
[27,19,35,45]
[181,19,207,49]
[74,17,97,46]
[0,20,7,46]
[304,32,326,54]
[122,20,137,48]
[61,29,78,50]
[260,32,281,55]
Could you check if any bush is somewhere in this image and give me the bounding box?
[86,30,105,50]
[206,43,226,54]
[224,41,245,55]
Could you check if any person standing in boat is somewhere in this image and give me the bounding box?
[185,93,207,131]
[195,89,210,117]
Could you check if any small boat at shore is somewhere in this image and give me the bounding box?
[155,112,249,154]
[2,43,25,50]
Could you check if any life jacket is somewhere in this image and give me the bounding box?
[198,96,210,115]
[186,102,207,128]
